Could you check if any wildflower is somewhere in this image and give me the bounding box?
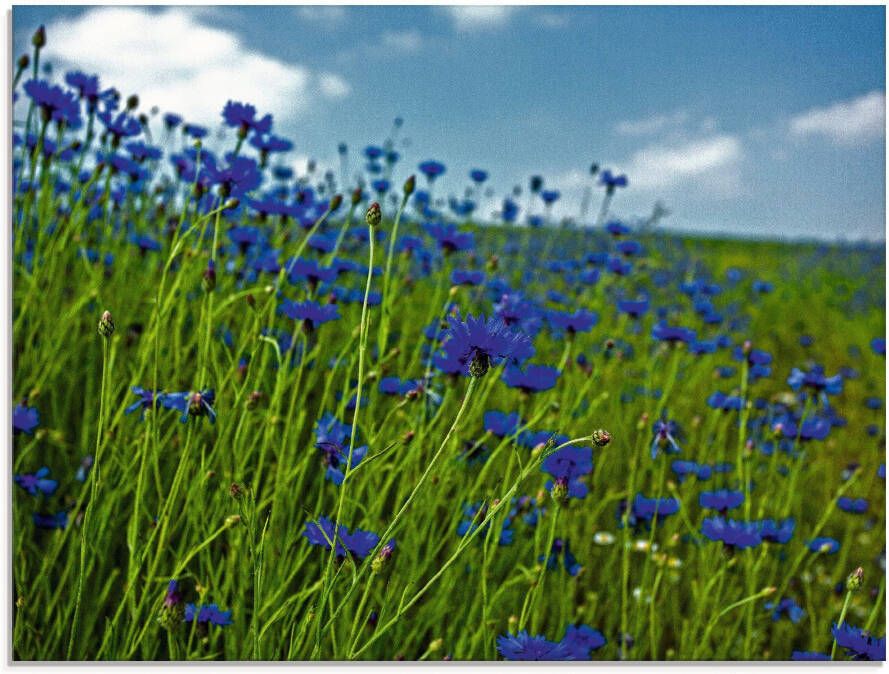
[652,321,696,344]
[125,386,162,418]
[303,516,379,560]
[592,429,612,447]
[457,502,513,545]
[470,169,488,183]
[439,313,533,378]
[837,497,868,514]
[222,100,272,137]
[365,201,382,227]
[23,79,81,128]
[699,489,744,512]
[496,631,572,661]
[542,445,593,500]
[629,494,680,526]
[483,410,522,437]
[98,310,114,338]
[279,300,340,330]
[451,269,485,286]
[548,309,598,334]
[502,364,559,393]
[163,580,182,608]
[184,603,232,627]
[791,651,830,660]
[650,417,682,459]
[371,540,396,574]
[701,516,761,549]
[206,153,262,198]
[808,537,840,554]
[831,623,886,661]
[314,412,366,485]
[560,624,606,660]
[13,404,39,435]
[787,365,843,396]
[765,597,805,623]
[540,538,582,576]
[161,389,217,424]
[33,511,67,529]
[617,297,649,318]
[707,391,743,412]
[758,518,795,544]
[599,169,628,193]
[418,160,446,182]
[14,467,58,496]
[425,222,475,253]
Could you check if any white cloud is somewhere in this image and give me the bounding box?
[623,135,743,193]
[317,72,351,99]
[538,12,569,29]
[790,91,885,147]
[381,30,423,52]
[615,111,689,136]
[445,6,516,31]
[42,7,349,128]
[295,6,347,25]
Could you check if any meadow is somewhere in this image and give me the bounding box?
[11,25,887,662]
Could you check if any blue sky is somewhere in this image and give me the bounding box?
[13,5,887,241]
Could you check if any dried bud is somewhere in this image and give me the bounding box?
[98,310,115,338]
[550,477,569,506]
[229,483,244,500]
[351,187,363,206]
[486,255,499,272]
[224,197,240,210]
[330,193,343,212]
[402,429,415,445]
[246,390,263,410]
[246,293,256,310]
[592,429,612,447]
[847,566,864,592]
[202,260,216,293]
[403,174,416,197]
[224,514,241,527]
[469,352,490,378]
[17,54,29,70]
[32,25,46,49]
[365,201,382,228]
[126,94,139,111]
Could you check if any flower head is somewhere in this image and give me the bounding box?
[496,631,572,661]
[439,313,533,377]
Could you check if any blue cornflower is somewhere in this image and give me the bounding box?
[425,222,474,253]
[222,100,272,135]
[163,112,183,130]
[837,497,868,514]
[457,502,514,545]
[631,494,680,524]
[184,603,232,627]
[759,517,795,544]
[616,297,649,318]
[671,460,711,483]
[183,123,208,139]
[560,624,606,660]
[605,220,630,236]
[650,417,682,459]
[286,258,338,287]
[13,404,39,435]
[652,321,696,344]
[314,413,366,485]
[701,516,761,549]
[98,110,141,140]
[33,511,67,529]
[872,338,886,356]
[483,410,523,438]
[707,391,744,412]
[14,467,58,496]
[206,153,262,198]
[502,364,559,393]
[439,313,533,377]
[699,489,744,512]
[831,623,886,661]
[164,579,183,608]
[548,309,598,334]
[542,446,593,500]
[541,189,560,205]
[599,169,628,192]
[161,389,217,424]
[616,240,643,257]
[791,651,830,660]
[540,538,582,576]
[765,597,805,624]
[470,169,488,183]
[23,79,81,128]
[249,133,292,154]
[279,299,340,330]
[303,516,379,560]
[496,631,572,661]
[378,377,419,397]
[418,160,446,181]
[451,269,485,286]
[787,366,843,396]
[808,537,840,554]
